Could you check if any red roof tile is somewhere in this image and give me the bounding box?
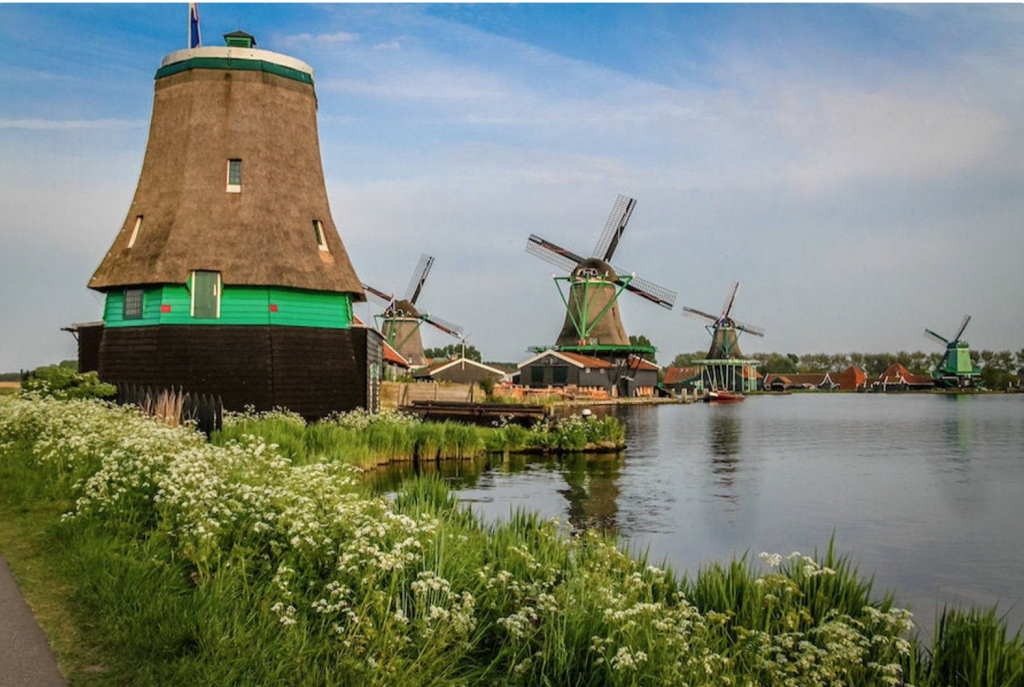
[664,366,702,385]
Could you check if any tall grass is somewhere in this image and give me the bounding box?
[3,395,1023,686]
[213,408,624,468]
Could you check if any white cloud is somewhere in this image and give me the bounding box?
[772,88,1011,190]
[282,30,359,46]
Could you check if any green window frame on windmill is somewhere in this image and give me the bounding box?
[123,288,144,320]
[191,270,221,319]
[226,159,242,193]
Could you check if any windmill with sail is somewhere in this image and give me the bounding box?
[525,194,676,357]
[362,254,463,367]
[924,315,980,388]
[682,282,765,394]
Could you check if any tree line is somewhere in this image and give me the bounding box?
[669,349,1024,389]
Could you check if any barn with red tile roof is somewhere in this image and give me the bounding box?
[873,363,934,391]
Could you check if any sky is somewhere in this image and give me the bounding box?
[1,3,1023,372]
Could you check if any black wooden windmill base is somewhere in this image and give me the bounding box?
[97,324,383,420]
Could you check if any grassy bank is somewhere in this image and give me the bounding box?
[2,396,1022,686]
[212,407,626,469]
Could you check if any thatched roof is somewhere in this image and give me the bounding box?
[89,50,363,298]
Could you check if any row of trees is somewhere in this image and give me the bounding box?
[668,349,1024,388]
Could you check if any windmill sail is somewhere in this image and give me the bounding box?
[404,254,434,304]
[593,194,636,262]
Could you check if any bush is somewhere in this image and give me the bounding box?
[21,366,115,400]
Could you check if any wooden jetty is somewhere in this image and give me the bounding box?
[407,400,550,426]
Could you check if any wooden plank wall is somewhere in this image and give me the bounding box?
[98,325,379,419]
[380,381,478,409]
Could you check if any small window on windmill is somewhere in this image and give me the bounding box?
[126,216,143,248]
[123,288,144,320]
[312,219,329,252]
[226,159,242,193]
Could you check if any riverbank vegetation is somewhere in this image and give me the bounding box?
[212,408,626,468]
[2,395,1023,686]
[671,349,1024,388]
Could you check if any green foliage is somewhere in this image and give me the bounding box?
[484,414,626,453]
[424,344,482,362]
[21,365,116,400]
[907,606,1024,687]
[758,352,799,374]
[478,375,495,396]
[629,334,656,363]
[669,351,706,368]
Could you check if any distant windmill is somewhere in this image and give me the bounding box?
[924,315,980,388]
[525,194,676,351]
[362,254,463,367]
[682,282,765,392]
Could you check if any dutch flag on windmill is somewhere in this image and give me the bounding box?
[189,3,202,48]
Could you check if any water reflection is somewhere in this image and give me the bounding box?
[558,454,624,534]
[940,394,975,463]
[368,451,625,535]
[708,411,741,497]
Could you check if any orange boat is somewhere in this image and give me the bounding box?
[705,389,744,403]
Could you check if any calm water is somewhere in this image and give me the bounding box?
[380,394,1024,634]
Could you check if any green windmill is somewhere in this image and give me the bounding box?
[924,315,981,389]
[525,194,676,356]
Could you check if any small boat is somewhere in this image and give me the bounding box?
[705,389,744,403]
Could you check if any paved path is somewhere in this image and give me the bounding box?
[0,553,68,687]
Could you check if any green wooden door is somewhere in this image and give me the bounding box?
[192,271,221,319]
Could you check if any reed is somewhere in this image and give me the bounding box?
[213,409,621,468]
[906,606,1024,687]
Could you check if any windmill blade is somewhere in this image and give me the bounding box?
[682,305,721,324]
[731,318,765,337]
[403,253,434,304]
[612,271,676,309]
[424,314,464,338]
[593,194,637,262]
[924,328,950,346]
[526,234,585,273]
[953,314,971,342]
[721,282,740,318]
[361,283,394,307]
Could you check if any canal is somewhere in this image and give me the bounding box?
[384,393,1024,635]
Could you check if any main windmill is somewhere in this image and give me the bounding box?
[81,26,379,419]
[525,194,676,356]
[682,282,765,392]
[924,315,980,388]
[362,254,463,367]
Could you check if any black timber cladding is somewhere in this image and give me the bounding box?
[97,325,381,419]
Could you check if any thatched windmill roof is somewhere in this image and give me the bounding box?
[89,45,363,299]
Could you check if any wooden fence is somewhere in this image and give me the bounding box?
[381,381,484,409]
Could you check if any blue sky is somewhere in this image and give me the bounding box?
[1,3,1022,371]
